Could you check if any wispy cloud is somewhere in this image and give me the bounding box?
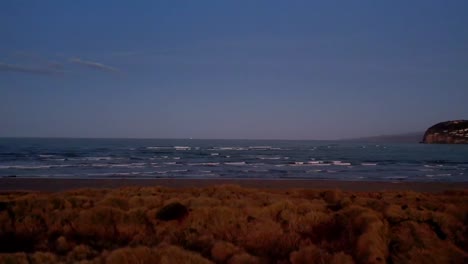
[69,58,120,73]
[0,62,64,75]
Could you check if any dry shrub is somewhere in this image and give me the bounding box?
[292,210,332,236]
[243,219,298,260]
[155,245,214,264]
[0,210,14,235]
[290,246,354,264]
[203,185,240,201]
[30,252,58,264]
[322,190,343,204]
[187,206,243,242]
[383,204,407,224]
[347,207,389,263]
[132,195,161,209]
[73,206,125,246]
[330,252,355,264]
[211,241,241,263]
[117,208,152,244]
[227,252,262,264]
[67,244,96,262]
[106,245,213,264]
[105,246,156,264]
[64,195,94,209]
[55,236,70,253]
[431,211,464,242]
[389,220,468,264]
[97,195,129,210]
[0,253,29,264]
[47,208,80,238]
[0,186,467,263]
[189,197,222,208]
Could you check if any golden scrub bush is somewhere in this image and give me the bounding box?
[0,186,467,263]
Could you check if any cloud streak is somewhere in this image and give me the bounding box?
[69,58,120,73]
[0,62,64,75]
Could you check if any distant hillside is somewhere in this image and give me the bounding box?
[341,132,424,143]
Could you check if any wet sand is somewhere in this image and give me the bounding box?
[1,178,467,192]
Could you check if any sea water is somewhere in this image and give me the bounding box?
[0,138,467,182]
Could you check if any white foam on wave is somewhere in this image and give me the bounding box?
[86,172,141,177]
[211,153,219,156]
[0,164,72,169]
[250,163,265,166]
[419,168,434,172]
[173,157,181,160]
[85,157,114,161]
[89,163,109,168]
[174,146,191,150]
[248,146,272,150]
[332,161,351,166]
[217,147,234,150]
[146,146,172,150]
[225,161,246,165]
[289,161,306,166]
[38,154,56,158]
[216,147,247,151]
[257,156,281,160]
[108,163,145,168]
[171,169,188,173]
[424,164,444,168]
[361,163,377,166]
[426,173,451,177]
[382,176,408,179]
[188,162,220,166]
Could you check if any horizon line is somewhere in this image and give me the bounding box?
[0,132,424,142]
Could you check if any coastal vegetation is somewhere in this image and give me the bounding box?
[0,185,467,263]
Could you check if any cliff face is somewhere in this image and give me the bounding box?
[422,120,468,144]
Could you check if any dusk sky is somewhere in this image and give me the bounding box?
[1,1,467,140]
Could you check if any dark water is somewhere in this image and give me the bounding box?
[0,138,467,182]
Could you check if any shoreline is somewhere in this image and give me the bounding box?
[1,177,467,192]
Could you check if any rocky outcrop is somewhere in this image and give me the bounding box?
[422,120,468,144]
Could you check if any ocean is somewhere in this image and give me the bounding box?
[0,138,467,182]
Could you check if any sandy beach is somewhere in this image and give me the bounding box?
[1,178,468,193]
